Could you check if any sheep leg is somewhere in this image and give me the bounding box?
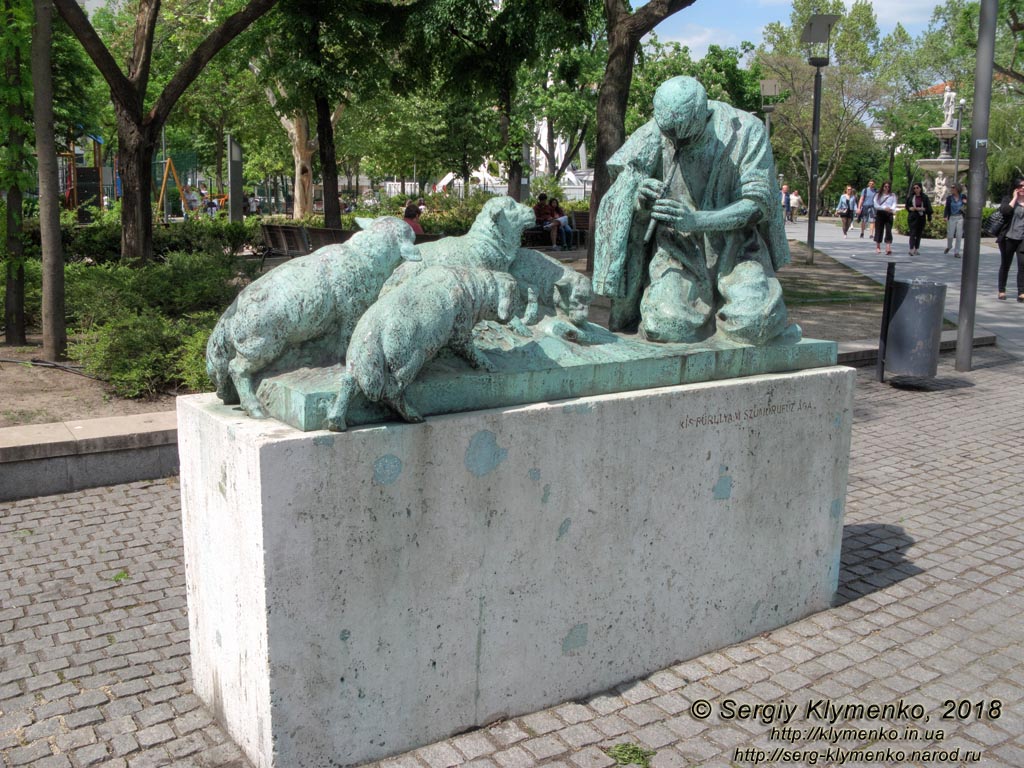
[452,336,495,372]
[325,371,359,432]
[228,354,268,418]
[383,349,428,423]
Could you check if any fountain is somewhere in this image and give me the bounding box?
[916,85,969,200]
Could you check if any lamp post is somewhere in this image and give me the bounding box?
[953,98,966,183]
[760,79,780,134]
[800,14,840,265]
[956,0,997,372]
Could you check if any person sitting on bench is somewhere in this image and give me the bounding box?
[532,193,562,250]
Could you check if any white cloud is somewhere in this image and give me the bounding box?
[649,24,741,60]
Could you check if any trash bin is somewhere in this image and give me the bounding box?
[884,279,947,378]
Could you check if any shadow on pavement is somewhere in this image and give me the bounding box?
[834,523,923,607]
[886,375,975,392]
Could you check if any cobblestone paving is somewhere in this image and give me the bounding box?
[3,348,1024,768]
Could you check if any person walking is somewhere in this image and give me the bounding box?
[836,185,856,237]
[780,184,792,222]
[873,181,898,255]
[996,180,1024,301]
[944,184,967,257]
[789,189,803,223]
[857,180,877,238]
[905,182,932,257]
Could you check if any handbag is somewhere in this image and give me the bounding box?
[982,210,1005,237]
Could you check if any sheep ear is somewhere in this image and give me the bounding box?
[555,276,572,288]
[355,217,374,230]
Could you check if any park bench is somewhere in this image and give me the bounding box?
[306,227,356,250]
[523,225,553,249]
[260,223,311,259]
[258,224,449,269]
[571,210,591,247]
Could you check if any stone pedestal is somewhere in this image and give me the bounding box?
[179,366,855,768]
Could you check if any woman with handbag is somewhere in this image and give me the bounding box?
[836,185,856,237]
[873,181,898,255]
[996,180,1024,301]
[904,182,932,257]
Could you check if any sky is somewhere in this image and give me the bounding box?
[649,0,948,60]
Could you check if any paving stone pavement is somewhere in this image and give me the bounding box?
[3,348,1024,768]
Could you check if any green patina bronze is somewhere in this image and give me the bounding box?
[205,77,823,431]
[205,216,419,418]
[593,76,795,345]
[254,330,834,432]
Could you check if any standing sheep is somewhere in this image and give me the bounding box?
[326,266,519,431]
[206,217,419,418]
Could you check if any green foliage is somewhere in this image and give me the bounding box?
[55,213,259,265]
[0,0,34,190]
[3,245,241,397]
[893,209,947,239]
[68,302,224,398]
[174,314,218,392]
[629,39,762,134]
[528,175,566,201]
[69,310,181,397]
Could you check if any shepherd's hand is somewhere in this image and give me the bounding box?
[639,177,667,202]
[651,198,701,231]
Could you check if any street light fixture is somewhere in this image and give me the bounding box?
[801,13,841,264]
[760,79,780,134]
[953,98,966,183]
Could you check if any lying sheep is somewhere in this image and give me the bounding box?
[206,217,419,418]
[326,266,518,431]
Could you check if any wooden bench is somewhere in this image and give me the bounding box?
[306,227,356,250]
[571,210,591,247]
[523,225,554,249]
[260,223,311,259]
[259,224,449,270]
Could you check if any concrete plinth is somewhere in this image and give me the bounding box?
[179,366,855,768]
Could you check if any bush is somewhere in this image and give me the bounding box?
[173,313,217,392]
[528,174,566,202]
[893,209,947,239]
[70,310,180,397]
[70,309,219,397]
[134,251,238,316]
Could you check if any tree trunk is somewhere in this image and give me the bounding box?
[33,0,67,360]
[3,189,26,346]
[214,125,225,194]
[3,4,26,346]
[546,119,557,175]
[116,108,157,262]
[588,22,636,270]
[283,111,315,219]
[315,94,341,228]
[497,80,523,201]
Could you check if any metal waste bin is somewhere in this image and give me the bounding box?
[883,279,947,378]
